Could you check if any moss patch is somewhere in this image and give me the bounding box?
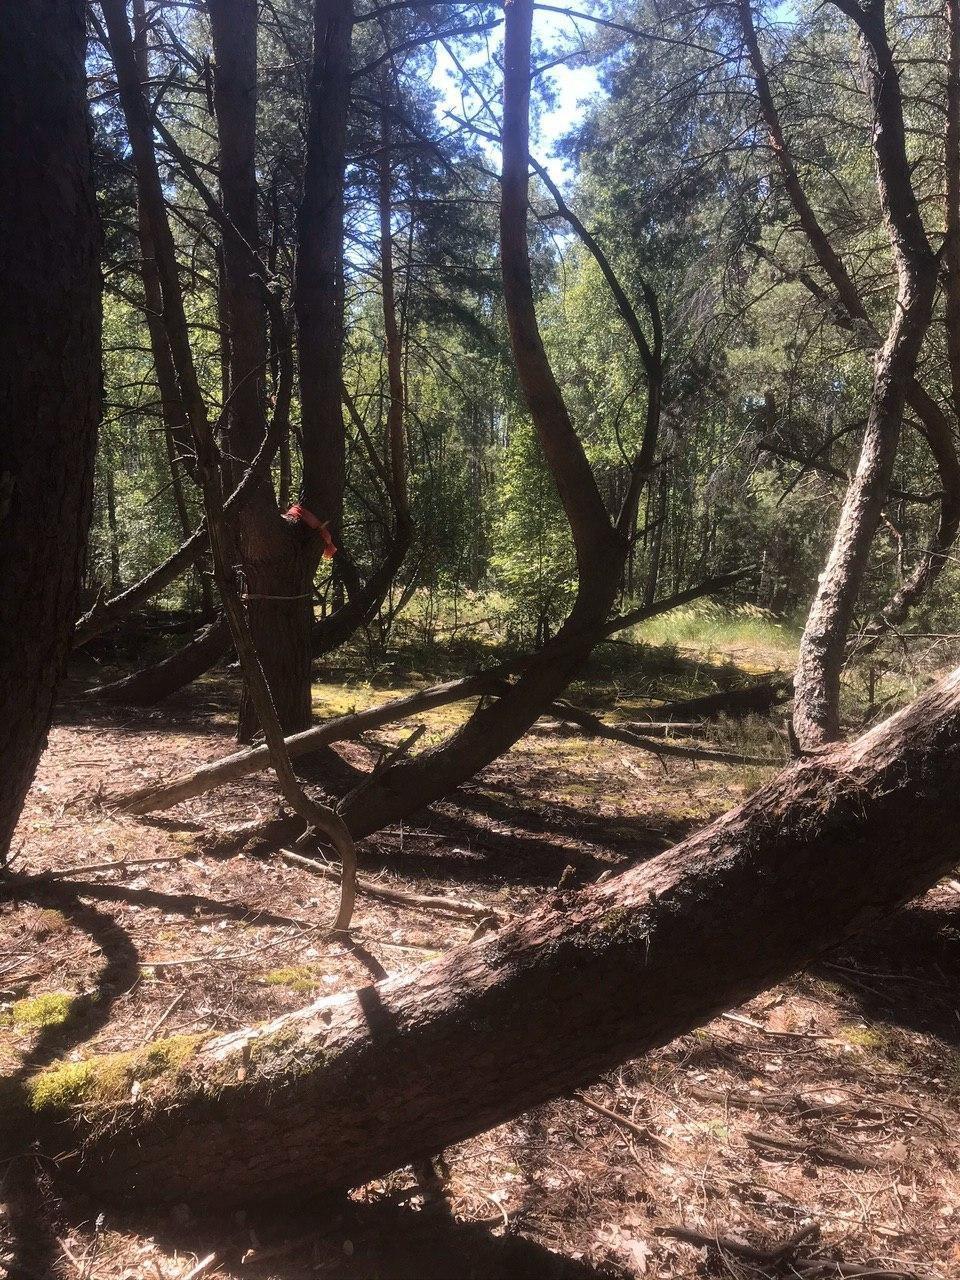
[260,966,322,994]
[24,1032,205,1117]
[6,992,76,1030]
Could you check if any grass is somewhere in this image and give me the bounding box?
[260,966,324,994]
[631,602,798,669]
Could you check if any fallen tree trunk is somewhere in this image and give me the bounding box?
[89,616,230,705]
[7,666,960,1207]
[116,670,503,814]
[631,675,793,724]
[113,570,752,816]
[545,700,777,766]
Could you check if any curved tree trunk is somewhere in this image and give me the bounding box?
[793,1,939,746]
[328,0,627,836]
[0,0,100,857]
[739,0,959,689]
[9,666,960,1206]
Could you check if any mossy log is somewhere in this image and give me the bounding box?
[6,668,960,1208]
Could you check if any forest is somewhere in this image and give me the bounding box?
[2,0,960,1276]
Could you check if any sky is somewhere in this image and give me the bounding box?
[432,5,606,184]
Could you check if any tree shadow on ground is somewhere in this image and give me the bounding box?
[813,895,960,1048]
[112,1194,625,1280]
[0,879,140,1280]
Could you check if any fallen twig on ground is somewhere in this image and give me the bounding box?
[277,847,501,923]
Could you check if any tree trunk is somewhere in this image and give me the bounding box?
[793,1,939,746]
[739,0,960,652]
[90,616,231,706]
[0,0,100,858]
[116,570,751,817]
[325,0,626,836]
[207,0,319,740]
[295,0,353,541]
[10,666,960,1206]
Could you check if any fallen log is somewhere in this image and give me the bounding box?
[547,699,778,766]
[88,615,230,705]
[114,570,754,816]
[7,666,960,1208]
[116,670,504,814]
[630,674,793,724]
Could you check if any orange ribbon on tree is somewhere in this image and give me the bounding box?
[283,504,337,559]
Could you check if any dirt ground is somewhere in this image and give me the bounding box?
[1,646,958,1280]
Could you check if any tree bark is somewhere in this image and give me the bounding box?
[0,0,100,857]
[792,1,939,745]
[89,616,231,706]
[207,0,319,740]
[10,666,960,1207]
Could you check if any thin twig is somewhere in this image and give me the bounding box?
[278,847,499,922]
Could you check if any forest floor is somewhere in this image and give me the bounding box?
[1,614,958,1280]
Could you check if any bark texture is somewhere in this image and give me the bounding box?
[10,666,960,1207]
[207,0,317,739]
[0,0,100,856]
[792,0,938,745]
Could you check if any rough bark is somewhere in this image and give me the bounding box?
[89,617,231,705]
[791,1,939,745]
[10,667,960,1207]
[0,0,100,856]
[207,0,319,740]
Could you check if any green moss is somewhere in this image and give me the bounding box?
[144,1034,203,1072]
[838,1022,907,1073]
[24,1032,205,1116]
[27,1060,101,1111]
[839,1023,893,1052]
[7,992,76,1029]
[260,966,322,994]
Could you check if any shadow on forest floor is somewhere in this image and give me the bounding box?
[815,897,960,1049]
[105,1194,626,1280]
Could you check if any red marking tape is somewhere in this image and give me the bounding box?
[283,504,337,559]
